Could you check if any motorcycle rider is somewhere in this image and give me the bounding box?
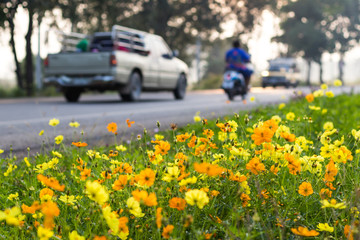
[225,39,253,89]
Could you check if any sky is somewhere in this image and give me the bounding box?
[1,7,360,87]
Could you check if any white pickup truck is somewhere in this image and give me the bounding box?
[44,25,189,102]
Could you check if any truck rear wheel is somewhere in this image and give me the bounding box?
[120,72,142,101]
[173,74,187,100]
[63,88,82,102]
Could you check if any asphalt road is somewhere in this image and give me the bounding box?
[0,86,355,154]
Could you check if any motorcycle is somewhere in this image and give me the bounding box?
[221,70,248,101]
[221,63,253,101]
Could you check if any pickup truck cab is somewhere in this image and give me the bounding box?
[44,25,189,102]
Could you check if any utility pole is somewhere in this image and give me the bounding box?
[196,35,201,83]
[35,19,42,90]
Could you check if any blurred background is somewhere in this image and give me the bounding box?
[1,0,360,97]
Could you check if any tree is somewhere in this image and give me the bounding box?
[273,0,334,85]
[0,0,23,89]
[322,0,360,82]
[21,0,58,96]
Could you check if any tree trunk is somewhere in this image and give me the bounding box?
[339,54,344,85]
[8,13,23,89]
[319,61,323,84]
[306,59,311,86]
[25,2,34,96]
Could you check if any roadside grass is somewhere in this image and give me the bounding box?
[1,83,360,239]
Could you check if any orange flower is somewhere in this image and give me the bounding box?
[194,162,223,177]
[144,193,158,207]
[251,126,274,145]
[320,188,332,199]
[118,216,129,235]
[80,168,91,180]
[187,135,197,148]
[324,160,337,182]
[305,93,314,103]
[344,225,354,240]
[154,141,171,155]
[112,175,128,191]
[21,201,41,214]
[176,133,191,142]
[107,122,117,134]
[39,188,54,199]
[162,225,174,239]
[72,141,88,148]
[137,168,156,187]
[325,181,336,190]
[285,153,301,175]
[169,197,186,211]
[298,182,313,196]
[41,201,60,229]
[270,165,279,175]
[37,174,65,191]
[246,157,265,175]
[280,132,296,142]
[263,119,278,133]
[94,236,108,240]
[203,129,214,138]
[291,226,319,237]
[240,193,251,207]
[156,208,162,229]
[126,119,135,127]
[113,163,133,174]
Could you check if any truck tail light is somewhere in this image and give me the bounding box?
[44,56,49,67]
[110,54,117,66]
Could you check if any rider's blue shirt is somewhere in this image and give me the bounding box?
[225,48,251,72]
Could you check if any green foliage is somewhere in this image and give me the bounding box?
[192,73,222,90]
[1,90,360,239]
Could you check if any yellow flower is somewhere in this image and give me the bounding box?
[37,226,54,240]
[185,189,209,209]
[179,176,197,186]
[0,149,3,154]
[69,121,80,128]
[85,181,109,205]
[321,84,328,89]
[127,197,144,217]
[39,130,44,136]
[69,230,85,240]
[8,193,19,201]
[115,145,127,152]
[59,195,77,205]
[49,118,60,127]
[309,105,321,111]
[326,91,334,98]
[286,112,295,121]
[154,134,164,140]
[317,223,334,232]
[313,89,324,97]
[194,115,201,122]
[4,164,17,177]
[54,135,64,145]
[320,199,346,209]
[250,96,255,102]
[162,166,180,182]
[323,122,334,131]
[102,206,120,234]
[271,115,281,124]
[278,103,286,109]
[24,157,31,167]
[0,206,24,226]
[322,109,328,114]
[334,79,342,86]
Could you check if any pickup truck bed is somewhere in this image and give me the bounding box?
[44,26,188,102]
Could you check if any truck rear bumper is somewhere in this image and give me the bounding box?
[44,75,116,87]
